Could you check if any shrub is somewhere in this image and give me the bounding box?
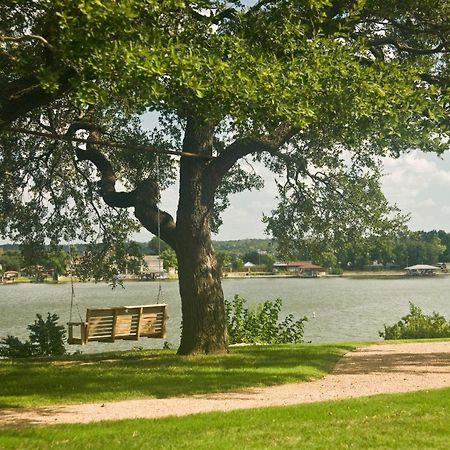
[27,313,67,356]
[0,335,34,358]
[380,302,450,340]
[0,313,66,358]
[225,295,307,345]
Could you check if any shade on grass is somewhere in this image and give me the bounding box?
[0,343,355,408]
[1,387,449,449]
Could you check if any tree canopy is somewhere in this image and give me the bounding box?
[1,0,450,353]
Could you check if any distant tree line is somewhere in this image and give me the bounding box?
[213,231,450,272]
[1,231,449,277]
[309,231,449,270]
[212,231,450,272]
[0,243,72,281]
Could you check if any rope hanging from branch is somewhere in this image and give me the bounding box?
[68,245,83,323]
[156,154,164,304]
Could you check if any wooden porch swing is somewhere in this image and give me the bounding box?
[67,304,168,345]
[67,155,169,346]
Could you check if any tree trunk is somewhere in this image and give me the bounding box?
[175,118,228,355]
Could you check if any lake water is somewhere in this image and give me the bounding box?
[1,276,449,353]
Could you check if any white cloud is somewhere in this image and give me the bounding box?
[382,151,450,231]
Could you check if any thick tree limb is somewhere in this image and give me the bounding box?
[205,124,299,192]
[76,145,136,208]
[134,179,177,250]
[75,129,177,248]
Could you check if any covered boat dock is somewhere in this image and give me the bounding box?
[404,264,441,276]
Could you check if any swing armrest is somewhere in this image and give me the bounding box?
[67,321,88,345]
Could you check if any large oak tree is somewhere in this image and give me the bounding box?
[1,1,449,354]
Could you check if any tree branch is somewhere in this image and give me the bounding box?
[75,144,137,208]
[247,0,275,14]
[189,6,237,24]
[1,125,213,159]
[205,124,299,192]
[189,0,274,25]
[74,128,177,248]
[366,37,447,55]
[0,69,75,128]
[0,34,54,49]
[133,179,178,250]
[421,73,450,87]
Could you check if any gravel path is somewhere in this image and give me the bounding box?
[1,341,450,427]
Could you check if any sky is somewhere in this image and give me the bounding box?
[382,151,450,231]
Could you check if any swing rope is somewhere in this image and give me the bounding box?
[156,154,164,304]
[67,155,165,321]
[69,246,83,323]
[69,270,74,321]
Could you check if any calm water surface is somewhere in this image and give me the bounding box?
[1,277,449,353]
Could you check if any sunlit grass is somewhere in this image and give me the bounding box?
[1,387,450,449]
[0,343,356,408]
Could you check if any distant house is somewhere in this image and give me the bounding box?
[273,261,325,277]
[364,260,384,271]
[141,255,165,280]
[20,265,49,282]
[2,270,18,284]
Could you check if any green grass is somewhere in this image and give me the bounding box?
[1,387,450,449]
[0,343,356,408]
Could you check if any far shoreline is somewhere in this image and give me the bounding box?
[2,270,450,285]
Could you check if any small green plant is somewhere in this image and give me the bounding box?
[225,295,307,345]
[0,335,34,358]
[0,313,66,358]
[380,302,450,340]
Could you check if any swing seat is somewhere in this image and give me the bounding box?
[67,304,168,345]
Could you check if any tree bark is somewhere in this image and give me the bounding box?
[175,118,227,355]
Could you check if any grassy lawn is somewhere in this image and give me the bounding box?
[1,387,449,449]
[0,343,356,408]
